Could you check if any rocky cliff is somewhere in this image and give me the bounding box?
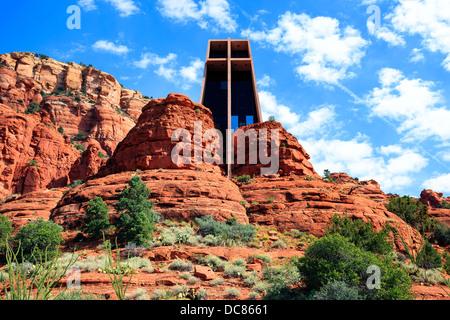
[0,52,445,254]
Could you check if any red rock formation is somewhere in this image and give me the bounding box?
[0,52,150,155]
[231,121,319,178]
[50,170,247,230]
[420,189,443,208]
[68,144,106,182]
[0,189,66,232]
[420,189,450,227]
[101,93,223,176]
[240,175,422,253]
[0,104,79,200]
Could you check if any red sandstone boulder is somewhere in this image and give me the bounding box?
[101,93,223,176]
[231,121,319,178]
[50,169,248,230]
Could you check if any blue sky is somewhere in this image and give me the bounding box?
[2,0,450,197]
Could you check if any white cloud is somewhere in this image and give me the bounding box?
[180,58,203,84]
[241,12,368,85]
[422,173,450,193]
[367,21,405,46]
[378,144,404,156]
[258,89,428,193]
[104,0,139,16]
[77,0,139,16]
[92,40,130,55]
[388,0,450,71]
[156,0,237,32]
[257,75,276,88]
[365,68,450,142]
[77,0,97,11]
[133,52,203,90]
[303,136,428,192]
[410,48,425,63]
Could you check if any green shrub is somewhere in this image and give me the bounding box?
[73,132,86,141]
[431,222,450,247]
[268,115,276,122]
[73,144,86,152]
[114,176,160,245]
[236,175,251,185]
[210,277,224,286]
[439,200,450,209]
[28,159,39,167]
[83,196,112,238]
[55,289,99,300]
[201,255,227,271]
[0,215,13,254]
[224,287,241,298]
[25,102,40,115]
[224,264,246,278]
[293,233,413,300]
[168,259,193,271]
[416,240,442,269]
[386,196,436,232]
[13,218,64,262]
[325,214,393,255]
[195,215,256,247]
[67,179,84,189]
[57,126,64,135]
[312,280,364,300]
[443,252,450,274]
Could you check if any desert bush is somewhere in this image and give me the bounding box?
[312,280,364,300]
[293,233,413,300]
[224,264,246,278]
[83,196,111,238]
[325,214,393,255]
[55,289,99,300]
[0,241,77,300]
[243,271,260,287]
[195,215,256,247]
[123,257,154,273]
[24,102,40,115]
[271,239,287,249]
[236,175,251,185]
[224,287,241,298]
[168,259,193,272]
[386,196,436,232]
[195,288,209,300]
[415,240,442,269]
[0,215,13,254]
[430,222,450,247]
[114,176,160,245]
[210,278,224,286]
[13,218,64,262]
[200,254,228,271]
[67,179,84,189]
[159,226,200,246]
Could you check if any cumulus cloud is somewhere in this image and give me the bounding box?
[257,75,276,88]
[78,0,139,16]
[92,40,130,55]
[77,0,97,11]
[367,21,405,46]
[422,173,450,194]
[303,137,428,192]
[365,68,450,142]
[156,0,237,32]
[133,52,203,90]
[241,12,368,85]
[387,0,450,71]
